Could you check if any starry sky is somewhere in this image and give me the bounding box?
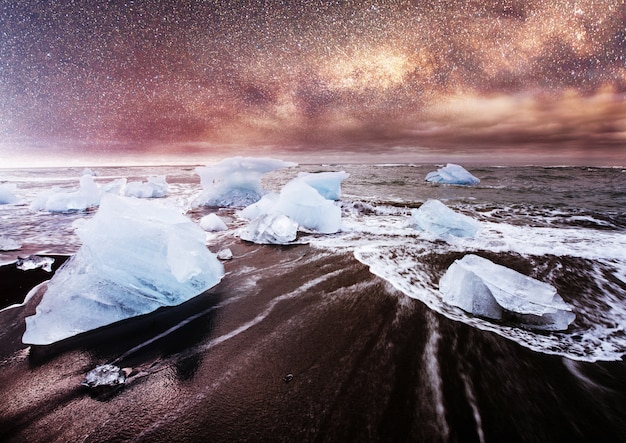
[1,0,625,165]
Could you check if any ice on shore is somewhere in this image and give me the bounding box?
[296,171,350,200]
[439,254,576,331]
[16,255,54,272]
[123,176,169,198]
[0,183,21,204]
[425,164,480,185]
[199,213,228,232]
[410,199,481,238]
[193,157,296,208]
[82,364,127,388]
[23,194,225,345]
[240,214,299,244]
[0,236,21,251]
[30,174,101,212]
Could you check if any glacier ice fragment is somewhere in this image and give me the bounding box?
[0,236,21,251]
[82,364,127,388]
[16,255,54,272]
[439,254,576,331]
[30,174,101,212]
[425,164,480,185]
[199,213,228,232]
[410,199,480,238]
[296,171,350,200]
[0,183,21,204]
[123,176,168,198]
[193,157,296,208]
[240,214,299,244]
[22,194,224,345]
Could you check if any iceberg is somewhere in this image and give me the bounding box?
[410,199,481,238]
[23,194,224,345]
[199,213,228,232]
[123,176,169,198]
[193,157,296,208]
[240,214,299,245]
[0,183,21,204]
[30,174,101,212]
[425,163,480,185]
[439,254,576,331]
[296,171,350,200]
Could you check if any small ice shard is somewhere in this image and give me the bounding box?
[199,213,228,232]
[410,199,481,238]
[425,163,480,185]
[30,174,101,212]
[0,183,21,204]
[23,194,224,345]
[439,254,576,331]
[296,171,350,200]
[240,214,299,245]
[82,364,127,388]
[0,236,21,251]
[217,248,233,260]
[192,157,296,208]
[123,175,169,198]
[16,255,54,272]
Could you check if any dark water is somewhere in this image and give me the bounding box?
[0,163,625,441]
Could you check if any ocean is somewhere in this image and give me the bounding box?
[1,163,625,442]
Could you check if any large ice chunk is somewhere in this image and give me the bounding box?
[0,183,21,204]
[296,171,350,200]
[240,214,299,244]
[410,199,480,238]
[30,174,101,212]
[193,157,296,208]
[425,163,480,185]
[123,176,169,198]
[439,254,575,331]
[23,194,224,345]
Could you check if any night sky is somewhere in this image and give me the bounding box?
[1,1,625,165]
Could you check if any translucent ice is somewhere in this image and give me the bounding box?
[123,176,168,198]
[439,254,576,331]
[199,213,228,232]
[16,255,54,272]
[30,174,101,212]
[425,163,480,185]
[0,183,21,204]
[193,157,296,208]
[82,364,127,388]
[240,214,299,244]
[410,199,481,238]
[296,171,350,200]
[23,194,224,345]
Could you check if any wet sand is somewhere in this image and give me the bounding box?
[1,238,625,442]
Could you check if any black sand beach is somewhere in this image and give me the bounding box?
[1,237,625,442]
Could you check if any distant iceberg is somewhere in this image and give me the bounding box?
[30,174,101,212]
[425,164,480,185]
[0,183,21,204]
[410,199,481,238]
[439,254,575,331]
[193,157,296,208]
[123,175,169,198]
[23,194,224,345]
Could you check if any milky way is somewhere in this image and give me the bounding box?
[1,1,625,163]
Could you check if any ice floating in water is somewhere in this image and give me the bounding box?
[123,176,168,198]
[0,236,21,251]
[425,163,480,185]
[439,254,575,331]
[16,255,54,272]
[199,213,228,232]
[30,174,101,212]
[241,174,343,235]
[23,194,224,345]
[410,199,481,238]
[216,248,233,260]
[82,364,127,388]
[296,171,350,200]
[0,183,21,204]
[240,214,299,244]
[193,157,296,208]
